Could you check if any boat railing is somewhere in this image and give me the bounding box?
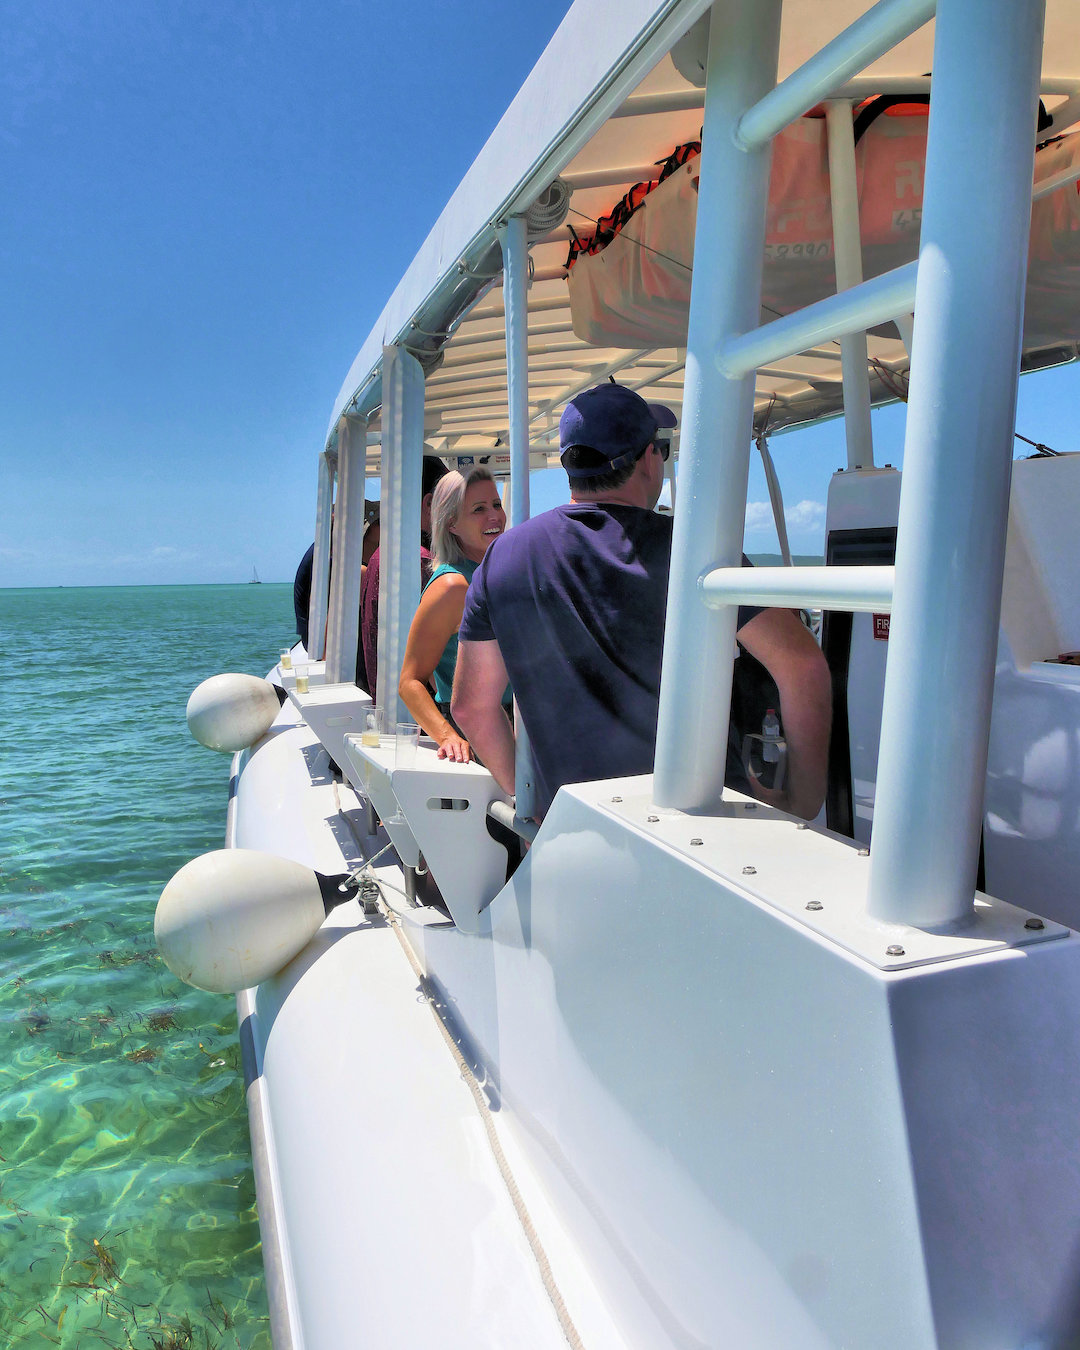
[655,0,1043,937]
[486,798,538,845]
[700,565,894,615]
[714,263,918,380]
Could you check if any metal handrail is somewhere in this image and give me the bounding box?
[736,0,937,150]
[700,565,895,613]
[716,263,918,378]
[487,799,538,843]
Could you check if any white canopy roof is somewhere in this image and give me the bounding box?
[327,0,1080,467]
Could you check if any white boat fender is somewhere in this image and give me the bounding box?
[154,848,358,993]
[186,673,285,752]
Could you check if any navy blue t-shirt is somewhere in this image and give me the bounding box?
[459,503,760,815]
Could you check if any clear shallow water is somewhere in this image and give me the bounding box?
[0,584,299,1349]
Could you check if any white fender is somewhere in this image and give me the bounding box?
[155,849,332,993]
[187,673,280,752]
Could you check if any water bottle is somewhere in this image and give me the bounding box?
[762,709,781,765]
[742,708,786,792]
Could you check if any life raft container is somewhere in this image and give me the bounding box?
[566,105,1080,350]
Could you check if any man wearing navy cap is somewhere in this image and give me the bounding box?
[453,382,830,820]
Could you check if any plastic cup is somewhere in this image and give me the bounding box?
[295,667,309,694]
[280,649,293,670]
[361,706,383,747]
[395,722,420,767]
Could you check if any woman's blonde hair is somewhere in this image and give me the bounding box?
[430,467,498,569]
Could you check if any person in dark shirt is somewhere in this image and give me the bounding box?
[293,502,378,657]
[357,455,449,697]
[453,382,831,820]
[293,543,315,649]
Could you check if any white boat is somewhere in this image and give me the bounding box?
[164,3,1080,1346]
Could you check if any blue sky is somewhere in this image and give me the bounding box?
[2,3,1078,587]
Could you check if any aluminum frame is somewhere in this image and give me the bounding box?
[868,0,1048,927]
[653,0,783,810]
[825,99,876,470]
[701,565,894,612]
[324,416,366,685]
[499,215,531,528]
[377,345,425,723]
[308,449,335,661]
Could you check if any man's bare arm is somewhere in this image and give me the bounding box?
[735,608,832,820]
[452,638,516,797]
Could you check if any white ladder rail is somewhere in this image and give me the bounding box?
[700,565,894,614]
[656,0,1045,934]
[736,0,938,151]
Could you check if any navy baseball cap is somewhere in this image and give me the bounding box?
[559,383,677,480]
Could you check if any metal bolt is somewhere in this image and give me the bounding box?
[858,848,870,857]
[690,837,703,846]
[647,814,659,823]
[1024,917,1045,931]
[745,803,758,811]
[742,865,757,876]
[886,944,905,957]
[796,822,808,830]
[805,900,823,912]
[610,796,622,803]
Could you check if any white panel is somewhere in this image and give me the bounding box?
[414,778,1080,1349]
[1000,451,1080,666]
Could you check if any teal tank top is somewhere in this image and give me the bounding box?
[424,559,511,708]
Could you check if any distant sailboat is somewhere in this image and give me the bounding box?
[248,566,261,584]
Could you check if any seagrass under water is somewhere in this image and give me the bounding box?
[0,583,299,1350]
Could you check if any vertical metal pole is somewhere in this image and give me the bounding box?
[826,99,876,470]
[308,449,335,660]
[653,0,782,811]
[325,416,367,685]
[756,434,792,567]
[500,214,537,817]
[868,0,1045,926]
[378,344,425,725]
[500,215,531,528]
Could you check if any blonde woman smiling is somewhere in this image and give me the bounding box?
[398,468,510,762]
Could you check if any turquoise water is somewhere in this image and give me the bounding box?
[0,584,298,1349]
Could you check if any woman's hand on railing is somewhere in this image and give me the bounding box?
[436,733,473,764]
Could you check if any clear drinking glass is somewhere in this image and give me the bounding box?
[395,722,420,767]
[361,706,383,747]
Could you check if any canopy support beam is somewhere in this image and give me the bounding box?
[308,449,335,661]
[378,345,425,723]
[826,99,876,470]
[653,0,782,811]
[868,0,1046,927]
[325,417,366,684]
[500,216,531,528]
